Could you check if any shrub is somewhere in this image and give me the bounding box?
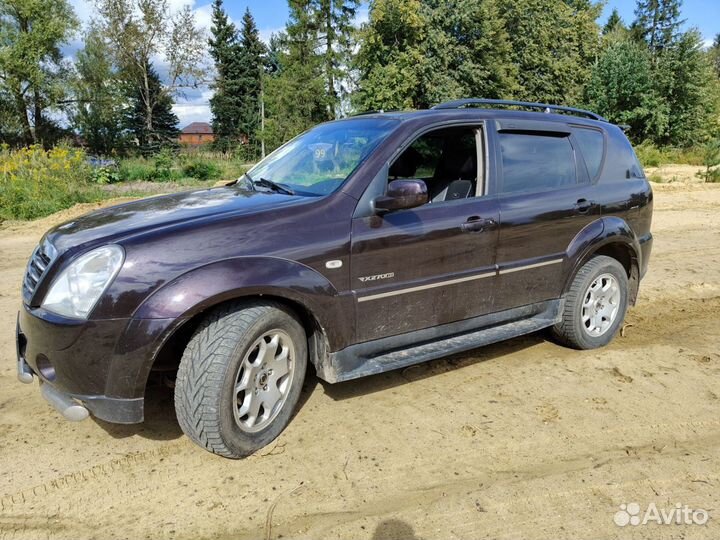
[182,160,222,180]
[153,148,177,180]
[635,141,663,167]
[697,139,720,183]
[91,166,120,185]
[118,158,154,182]
[635,141,706,167]
[0,144,102,220]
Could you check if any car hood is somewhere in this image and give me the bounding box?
[45,185,308,253]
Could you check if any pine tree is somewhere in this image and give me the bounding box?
[632,0,685,55]
[603,8,624,35]
[263,0,327,150]
[654,29,718,145]
[208,0,243,150]
[318,0,360,118]
[124,62,179,152]
[237,9,265,158]
[710,34,720,78]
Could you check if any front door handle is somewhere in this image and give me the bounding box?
[461,216,496,233]
[574,199,593,214]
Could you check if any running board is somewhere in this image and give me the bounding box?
[321,301,561,383]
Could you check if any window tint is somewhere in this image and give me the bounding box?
[499,133,576,193]
[389,128,477,181]
[574,128,604,179]
[389,126,480,203]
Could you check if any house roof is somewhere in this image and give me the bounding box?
[181,122,213,135]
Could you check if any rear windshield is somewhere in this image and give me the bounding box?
[248,118,399,196]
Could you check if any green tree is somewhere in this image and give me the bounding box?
[654,29,718,145]
[420,0,517,106]
[603,8,625,35]
[353,0,427,111]
[631,0,684,55]
[263,0,327,151]
[318,0,359,117]
[237,8,265,157]
[498,0,601,104]
[208,0,243,150]
[71,25,126,155]
[0,0,78,145]
[123,62,179,152]
[96,0,205,152]
[709,34,720,78]
[584,39,668,142]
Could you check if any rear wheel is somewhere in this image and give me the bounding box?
[174,301,307,458]
[552,255,629,350]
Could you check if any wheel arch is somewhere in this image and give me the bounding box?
[146,293,332,391]
[565,217,641,305]
[119,256,352,401]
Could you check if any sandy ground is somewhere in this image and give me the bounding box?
[1,180,719,540]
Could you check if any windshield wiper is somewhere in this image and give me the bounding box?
[232,172,296,195]
[252,177,295,195]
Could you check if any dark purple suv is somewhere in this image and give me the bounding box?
[16,100,653,457]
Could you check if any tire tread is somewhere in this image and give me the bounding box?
[174,301,292,458]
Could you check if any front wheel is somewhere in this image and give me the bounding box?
[174,301,307,458]
[552,255,629,350]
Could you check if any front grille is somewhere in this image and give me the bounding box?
[22,240,57,304]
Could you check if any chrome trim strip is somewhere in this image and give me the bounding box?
[357,270,495,303]
[356,258,564,303]
[498,258,563,275]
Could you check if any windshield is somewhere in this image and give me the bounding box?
[247,118,399,196]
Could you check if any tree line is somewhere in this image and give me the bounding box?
[0,0,719,158]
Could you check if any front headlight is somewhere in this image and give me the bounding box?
[42,245,125,319]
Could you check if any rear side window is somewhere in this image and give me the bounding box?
[573,128,605,180]
[499,133,576,193]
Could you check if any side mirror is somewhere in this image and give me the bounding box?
[373,179,428,214]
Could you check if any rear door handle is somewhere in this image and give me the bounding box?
[574,199,593,214]
[461,216,496,233]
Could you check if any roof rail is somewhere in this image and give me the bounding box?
[431,98,608,122]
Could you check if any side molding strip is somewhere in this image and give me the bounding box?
[497,258,563,275]
[357,271,495,303]
[356,258,565,303]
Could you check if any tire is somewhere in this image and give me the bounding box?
[174,301,307,458]
[552,255,629,350]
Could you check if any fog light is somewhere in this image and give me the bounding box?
[36,354,56,382]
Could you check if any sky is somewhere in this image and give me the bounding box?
[67,0,719,127]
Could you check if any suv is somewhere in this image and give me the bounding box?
[16,99,653,458]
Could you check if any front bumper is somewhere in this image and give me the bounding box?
[16,304,179,424]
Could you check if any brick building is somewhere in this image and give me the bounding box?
[179,122,215,146]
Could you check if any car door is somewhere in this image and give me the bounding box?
[350,124,500,343]
[490,120,601,312]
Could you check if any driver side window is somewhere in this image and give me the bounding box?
[389,126,484,204]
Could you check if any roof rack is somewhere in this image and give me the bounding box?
[431,98,608,122]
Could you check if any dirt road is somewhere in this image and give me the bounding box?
[1,183,719,540]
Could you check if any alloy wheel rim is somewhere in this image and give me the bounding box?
[233,330,295,433]
[581,273,621,337]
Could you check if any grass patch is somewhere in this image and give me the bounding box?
[635,141,706,167]
[0,144,105,221]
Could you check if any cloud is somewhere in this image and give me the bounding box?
[173,88,213,126]
[68,0,94,23]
